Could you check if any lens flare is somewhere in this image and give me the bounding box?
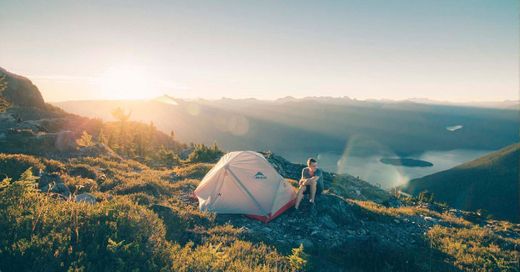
[335,134,409,189]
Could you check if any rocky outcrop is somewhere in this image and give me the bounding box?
[0,67,46,109]
[262,151,391,203]
[0,68,119,158]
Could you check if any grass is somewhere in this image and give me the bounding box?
[353,200,471,227]
[0,160,298,271]
[428,225,520,271]
[0,153,518,272]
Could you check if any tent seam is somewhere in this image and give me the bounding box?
[226,166,269,216]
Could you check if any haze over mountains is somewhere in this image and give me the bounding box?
[55,95,519,158]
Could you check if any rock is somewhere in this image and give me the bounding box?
[39,173,71,197]
[320,214,338,229]
[53,183,71,197]
[75,193,97,204]
[0,67,46,109]
[423,216,435,222]
[98,174,107,182]
[39,173,63,188]
[261,227,272,233]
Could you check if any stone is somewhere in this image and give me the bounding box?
[75,193,97,204]
[39,173,70,197]
[320,214,338,229]
[0,67,46,108]
[261,227,272,233]
[54,183,71,197]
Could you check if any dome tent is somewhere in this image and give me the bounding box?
[194,151,296,223]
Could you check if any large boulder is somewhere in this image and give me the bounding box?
[0,67,46,109]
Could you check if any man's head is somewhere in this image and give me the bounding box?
[307,158,317,170]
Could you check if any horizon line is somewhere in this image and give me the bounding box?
[48,95,520,105]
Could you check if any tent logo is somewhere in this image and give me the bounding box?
[254,172,267,180]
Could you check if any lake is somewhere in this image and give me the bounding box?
[278,149,494,189]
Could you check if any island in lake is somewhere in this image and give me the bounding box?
[380,158,434,167]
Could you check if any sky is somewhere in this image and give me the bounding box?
[0,0,518,102]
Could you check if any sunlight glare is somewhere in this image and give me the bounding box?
[95,65,158,100]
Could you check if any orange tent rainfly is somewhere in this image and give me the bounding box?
[194,151,296,223]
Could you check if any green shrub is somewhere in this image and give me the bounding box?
[126,192,155,206]
[0,153,44,180]
[42,159,66,173]
[63,175,98,194]
[68,163,99,179]
[0,169,295,272]
[418,191,434,203]
[157,147,181,168]
[152,200,215,243]
[187,143,223,163]
[173,163,214,180]
[288,244,310,271]
[172,240,292,272]
[0,177,175,272]
[76,131,94,148]
[428,225,520,271]
[69,157,148,174]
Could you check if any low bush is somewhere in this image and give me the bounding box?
[0,153,43,180]
[428,225,520,272]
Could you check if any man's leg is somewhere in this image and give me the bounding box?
[295,186,306,209]
[316,179,323,196]
[309,180,317,203]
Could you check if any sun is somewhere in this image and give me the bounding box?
[94,65,158,100]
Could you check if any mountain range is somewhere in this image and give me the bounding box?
[54,95,519,157]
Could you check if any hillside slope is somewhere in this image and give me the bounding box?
[404,143,520,222]
[1,151,519,271]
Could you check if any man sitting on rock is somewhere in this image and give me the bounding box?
[295,158,324,210]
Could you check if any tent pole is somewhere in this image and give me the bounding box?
[226,166,269,216]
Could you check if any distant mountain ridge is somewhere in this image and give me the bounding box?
[54,95,519,157]
[404,143,520,222]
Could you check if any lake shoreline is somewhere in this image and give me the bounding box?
[278,149,495,189]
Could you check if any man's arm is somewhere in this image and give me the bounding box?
[299,168,318,186]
